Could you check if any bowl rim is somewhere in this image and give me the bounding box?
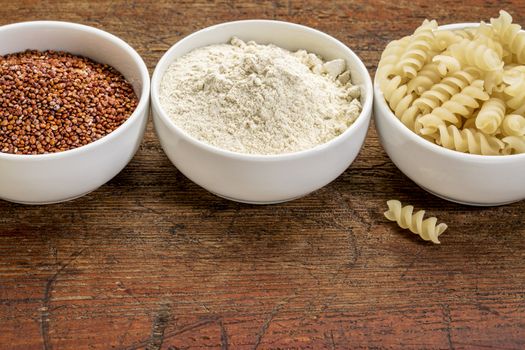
[151,19,373,161]
[0,20,150,161]
[374,21,525,163]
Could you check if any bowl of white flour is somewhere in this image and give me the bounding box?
[151,20,373,204]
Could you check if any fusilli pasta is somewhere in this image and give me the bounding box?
[384,200,447,244]
[407,62,442,94]
[474,24,507,59]
[437,125,505,155]
[394,20,438,79]
[475,98,506,134]
[462,117,477,129]
[503,135,525,154]
[446,38,503,72]
[377,10,525,155]
[491,10,525,64]
[432,55,461,76]
[416,80,489,135]
[376,35,412,81]
[434,30,462,51]
[380,75,419,128]
[502,67,525,110]
[454,28,477,40]
[412,68,479,114]
[502,114,525,136]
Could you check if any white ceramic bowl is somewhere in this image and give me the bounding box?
[0,21,150,204]
[151,20,373,204]
[374,23,525,206]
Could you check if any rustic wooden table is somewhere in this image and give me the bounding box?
[1,1,524,349]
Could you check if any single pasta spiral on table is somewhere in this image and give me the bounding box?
[416,80,489,135]
[384,200,447,244]
[475,97,506,134]
[491,10,525,64]
[436,125,505,155]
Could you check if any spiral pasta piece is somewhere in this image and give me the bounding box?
[394,19,438,79]
[437,125,505,155]
[505,64,525,74]
[475,35,506,60]
[434,30,462,51]
[447,38,504,72]
[476,21,496,38]
[380,75,419,126]
[475,98,506,134]
[416,80,489,134]
[502,114,525,136]
[412,68,479,114]
[473,24,507,58]
[502,67,525,110]
[462,117,476,129]
[384,200,446,244]
[407,62,442,95]
[377,35,412,80]
[380,36,412,63]
[502,135,525,154]
[491,10,525,64]
[432,55,461,76]
[512,104,525,116]
[377,11,525,156]
[477,23,513,64]
[505,92,525,111]
[454,28,477,40]
[483,69,504,93]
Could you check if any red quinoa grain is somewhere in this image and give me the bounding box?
[0,50,139,155]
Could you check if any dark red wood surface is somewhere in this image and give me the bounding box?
[1,1,524,349]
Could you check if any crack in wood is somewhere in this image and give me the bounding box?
[120,317,219,350]
[330,330,336,350]
[117,316,137,348]
[252,295,294,350]
[218,319,229,350]
[145,301,173,350]
[323,329,337,350]
[441,303,455,350]
[116,281,145,306]
[40,248,86,350]
[452,342,522,350]
[400,246,423,280]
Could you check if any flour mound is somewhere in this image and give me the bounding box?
[159,37,362,155]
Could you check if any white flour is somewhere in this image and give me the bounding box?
[159,37,362,155]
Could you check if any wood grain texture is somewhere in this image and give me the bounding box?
[1,1,525,349]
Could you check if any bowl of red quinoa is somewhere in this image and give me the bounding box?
[0,21,149,204]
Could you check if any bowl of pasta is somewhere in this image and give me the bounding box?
[374,10,525,206]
